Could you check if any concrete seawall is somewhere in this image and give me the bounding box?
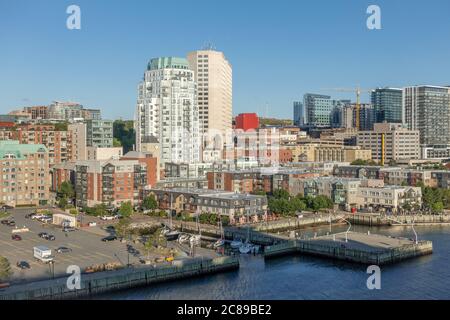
[0,256,239,300]
[264,232,433,265]
[347,214,450,226]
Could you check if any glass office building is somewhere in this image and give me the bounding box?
[371,88,403,123]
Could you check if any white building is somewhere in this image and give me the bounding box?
[135,57,200,164]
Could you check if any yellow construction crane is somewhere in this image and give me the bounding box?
[321,87,372,130]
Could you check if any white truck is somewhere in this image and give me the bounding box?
[33,246,54,263]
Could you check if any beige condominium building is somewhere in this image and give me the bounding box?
[187,49,232,135]
[0,141,50,207]
[357,123,420,163]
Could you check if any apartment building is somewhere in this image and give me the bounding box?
[357,185,422,213]
[0,141,50,207]
[86,119,113,148]
[187,49,232,135]
[135,57,200,164]
[75,159,147,208]
[0,123,71,165]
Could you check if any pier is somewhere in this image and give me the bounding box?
[0,256,239,300]
[264,231,433,265]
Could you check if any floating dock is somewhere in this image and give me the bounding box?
[264,231,433,265]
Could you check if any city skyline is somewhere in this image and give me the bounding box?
[2,0,450,119]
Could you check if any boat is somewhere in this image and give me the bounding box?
[164,230,180,241]
[230,239,243,249]
[190,234,201,245]
[178,234,190,244]
[213,239,226,248]
[238,242,253,254]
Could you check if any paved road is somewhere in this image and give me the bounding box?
[0,208,141,283]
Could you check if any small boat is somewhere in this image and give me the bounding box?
[213,239,225,248]
[164,230,180,241]
[239,242,253,254]
[230,239,243,249]
[178,234,190,244]
[190,234,201,245]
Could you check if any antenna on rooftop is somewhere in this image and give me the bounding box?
[202,41,216,51]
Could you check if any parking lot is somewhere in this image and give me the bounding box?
[0,208,141,283]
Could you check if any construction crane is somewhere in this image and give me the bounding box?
[321,87,372,130]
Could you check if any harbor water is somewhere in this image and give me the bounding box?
[100,225,450,300]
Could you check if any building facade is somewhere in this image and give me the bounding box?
[135,57,200,164]
[187,49,232,135]
[86,119,113,148]
[403,86,450,154]
[0,141,50,207]
[371,88,403,123]
[357,123,420,163]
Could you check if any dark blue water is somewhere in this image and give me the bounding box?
[101,225,450,300]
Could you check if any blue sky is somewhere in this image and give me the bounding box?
[1,0,450,120]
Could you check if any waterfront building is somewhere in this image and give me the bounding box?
[147,188,268,224]
[135,57,200,164]
[75,159,147,208]
[357,184,422,213]
[371,88,403,123]
[0,141,50,207]
[187,49,232,135]
[357,123,420,163]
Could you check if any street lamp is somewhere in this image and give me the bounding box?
[340,217,352,242]
[386,216,418,244]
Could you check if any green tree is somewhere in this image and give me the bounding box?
[432,201,444,213]
[119,201,133,217]
[113,120,136,153]
[0,256,12,282]
[272,189,290,200]
[115,217,131,239]
[59,181,75,199]
[58,197,68,209]
[142,195,158,210]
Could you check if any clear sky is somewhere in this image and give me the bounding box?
[1,0,450,120]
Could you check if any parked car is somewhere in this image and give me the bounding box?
[16,261,31,269]
[101,235,117,242]
[11,234,22,241]
[32,214,45,220]
[100,215,116,221]
[25,213,35,219]
[62,227,76,232]
[7,220,15,227]
[56,246,72,253]
[38,232,49,239]
[47,234,55,241]
[1,220,10,225]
